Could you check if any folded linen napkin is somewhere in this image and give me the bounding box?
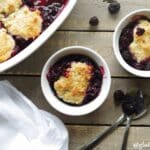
[0,81,68,150]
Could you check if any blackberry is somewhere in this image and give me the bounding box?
[89,16,99,26]
[121,94,136,115]
[108,1,120,14]
[121,90,145,116]
[136,27,145,36]
[114,90,125,104]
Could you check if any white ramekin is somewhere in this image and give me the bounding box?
[0,0,76,72]
[41,46,111,116]
[113,9,150,78]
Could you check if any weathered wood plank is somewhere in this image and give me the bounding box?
[0,76,149,125]
[3,31,132,77]
[60,0,150,31]
[68,125,150,150]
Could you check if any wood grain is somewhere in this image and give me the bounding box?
[3,31,132,77]
[60,0,150,31]
[1,76,149,125]
[68,125,150,150]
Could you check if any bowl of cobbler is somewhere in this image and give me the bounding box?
[41,46,111,116]
[113,9,150,77]
[0,0,76,72]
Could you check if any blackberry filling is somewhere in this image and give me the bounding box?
[47,54,103,106]
[24,0,68,29]
[119,15,150,70]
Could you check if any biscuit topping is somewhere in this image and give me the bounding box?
[54,62,93,105]
[3,6,43,40]
[0,0,22,15]
[0,28,15,62]
[129,20,150,63]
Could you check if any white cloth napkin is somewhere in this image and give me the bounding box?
[0,81,69,150]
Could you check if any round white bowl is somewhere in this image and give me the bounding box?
[41,46,111,116]
[113,9,150,78]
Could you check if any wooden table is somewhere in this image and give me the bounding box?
[2,0,150,149]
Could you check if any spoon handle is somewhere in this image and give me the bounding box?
[79,114,126,150]
[121,117,132,150]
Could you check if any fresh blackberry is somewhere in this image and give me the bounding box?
[114,90,125,104]
[108,1,120,14]
[89,16,99,26]
[121,94,136,115]
[136,27,145,36]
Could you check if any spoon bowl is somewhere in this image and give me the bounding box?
[121,90,147,150]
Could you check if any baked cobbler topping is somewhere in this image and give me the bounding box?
[54,62,93,105]
[0,0,67,62]
[129,20,150,63]
[47,54,103,106]
[0,0,22,15]
[3,6,43,40]
[0,28,15,62]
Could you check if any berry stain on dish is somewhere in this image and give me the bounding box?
[119,15,150,70]
[0,0,68,63]
[47,54,104,106]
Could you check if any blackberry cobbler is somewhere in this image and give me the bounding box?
[47,54,104,106]
[119,15,150,70]
[0,0,68,63]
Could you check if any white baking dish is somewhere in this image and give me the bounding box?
[0,0,76,72]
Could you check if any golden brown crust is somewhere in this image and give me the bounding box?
[0,0,22,15]
[54,62,93,105]
[0,28,15,62]
[129,20,150,62]
[3,6,43,40]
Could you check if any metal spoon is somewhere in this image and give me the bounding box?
[121,90,147,150]
[121,108,147,150]
[79,113,127,150]
[80,90,147,150]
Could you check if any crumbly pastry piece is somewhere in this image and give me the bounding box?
[0,14,4,21]
[0,28,15,62]
[54,62,93,105]
[129,20,150,63]
[3,6,43,40]
[0,0,22,15]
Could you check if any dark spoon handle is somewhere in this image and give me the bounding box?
[79,114,126,150]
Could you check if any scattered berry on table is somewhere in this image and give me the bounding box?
[108,1,120,14]
[89,16,99,26]
[114,90,125,103]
